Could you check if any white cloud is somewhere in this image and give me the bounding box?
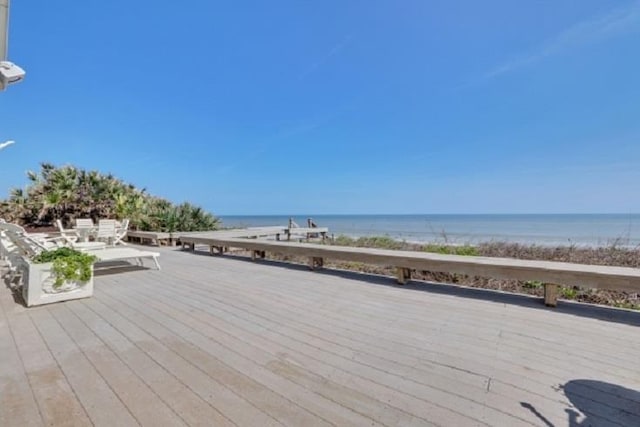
[0,140,16,150]
[486,1,640,78]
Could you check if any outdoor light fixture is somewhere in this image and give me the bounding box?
[1,0,25,91]
[0,60,24,89]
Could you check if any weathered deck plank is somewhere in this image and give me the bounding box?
[47,304,188,426]
[164,251,640,354]
[126,257,636,426]
[66,302,237,427]
[0,289,44,427]
[98,282,435,427]
[1,246,639,426]
[96,288,381,427]
[114,276,521,426]
[28,308,140,427]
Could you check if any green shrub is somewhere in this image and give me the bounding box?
[613,302,640,310]
[561,286,579,300]
[354,236,405,250]
[33,248,97,288]
[1,163,219,232]
[523,280,543,289]
[333,235,356,246]
[423,244,479,256]
[331,235,405,249]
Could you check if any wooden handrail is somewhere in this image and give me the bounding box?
[178,235,640,307]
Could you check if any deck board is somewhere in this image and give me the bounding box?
[96,288,374,427]
[0,292,44,427]
[28,308,140,427]
[67,302,235,427]
[126,259,633,426]
[47,304,188,426]
[1,246,639,426]
[118,277,517,426]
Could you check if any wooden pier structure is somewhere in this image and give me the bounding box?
[2,245,639,426]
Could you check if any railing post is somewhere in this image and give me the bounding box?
[396,267,411,285]
[544,283,559,307]
[309,257,323,270]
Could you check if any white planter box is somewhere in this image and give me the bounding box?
[20,260,94,307]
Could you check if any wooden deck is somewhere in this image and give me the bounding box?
[177,234,640,307]
[1,246,639,426]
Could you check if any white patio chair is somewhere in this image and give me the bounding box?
[114,219,129,245]
[55,219,79,243]
[74,218,95,242]
[55,220,104,251]
[75,218,94,227]
[96,219,117,245]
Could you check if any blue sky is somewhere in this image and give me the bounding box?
[1,0,639,215]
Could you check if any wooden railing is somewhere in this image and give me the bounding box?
[129,227,330,246]
[178,235,640,307]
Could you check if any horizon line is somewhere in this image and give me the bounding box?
[218,212,640,216]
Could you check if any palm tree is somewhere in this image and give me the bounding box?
[3,188,33,223]
[1,163,220,232]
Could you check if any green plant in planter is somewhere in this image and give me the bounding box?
[32,247,98,288]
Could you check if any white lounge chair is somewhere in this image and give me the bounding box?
[1,222,63,254]
[0,231,15,260]
[0,233,28,290]
[1,222,104,253]
[90,246,161,270]
[1,222,160,307]
[2,222,160,270]
[0,223,22,282]
[0,224,61,289]
[0,219,14,260]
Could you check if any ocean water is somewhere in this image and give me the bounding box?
[219,214,640,247]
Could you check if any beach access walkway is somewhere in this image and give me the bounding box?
[127,225,329,246]
[1,245,639,426]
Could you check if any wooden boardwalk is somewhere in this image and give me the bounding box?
[1,246,639,426]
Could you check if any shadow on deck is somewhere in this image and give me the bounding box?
[522,379,640,427]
